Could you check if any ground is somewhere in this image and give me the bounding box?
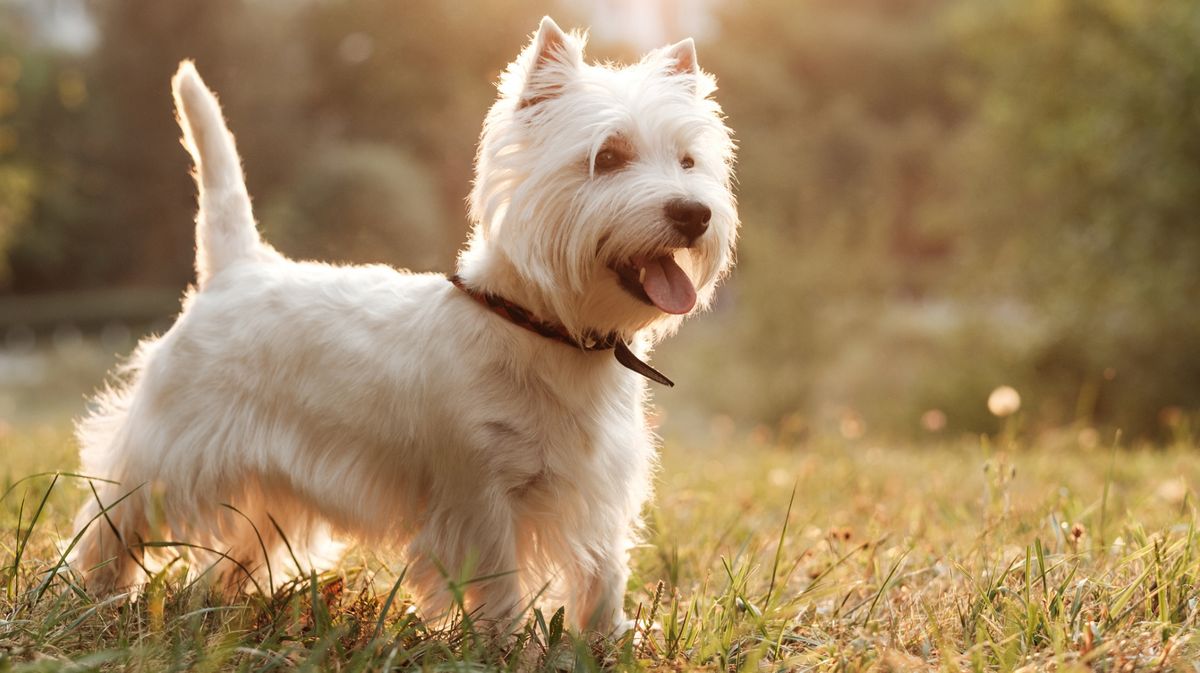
[1,347,1198,671]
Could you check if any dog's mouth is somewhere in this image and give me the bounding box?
[610,251,697,315]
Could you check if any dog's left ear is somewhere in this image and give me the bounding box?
[663,38,700,78]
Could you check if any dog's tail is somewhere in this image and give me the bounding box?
[171,61,265,289]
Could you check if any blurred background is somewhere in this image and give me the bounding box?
[0,0,1196,445]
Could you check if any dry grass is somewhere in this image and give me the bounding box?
[2,419,1199,671]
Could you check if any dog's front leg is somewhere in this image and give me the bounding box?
[406,499,522,632]
[571,540,631,634]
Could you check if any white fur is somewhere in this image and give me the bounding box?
[69,18,737,634]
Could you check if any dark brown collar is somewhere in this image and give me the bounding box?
[449,274,674,387]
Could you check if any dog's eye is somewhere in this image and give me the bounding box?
[680,156,695,170]
[593,149,627,173]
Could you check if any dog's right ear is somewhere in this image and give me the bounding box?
[517,16,583,110]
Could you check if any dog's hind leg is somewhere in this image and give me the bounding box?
[69,381,157,594]
[70,478,151,594]
[195,482,337,596]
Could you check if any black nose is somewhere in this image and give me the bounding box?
[665,199,712,243]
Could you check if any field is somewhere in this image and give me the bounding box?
[2,351,1199,673]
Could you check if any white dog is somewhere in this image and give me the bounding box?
[70,17,737,633]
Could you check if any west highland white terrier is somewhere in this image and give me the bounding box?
[70,16,737,633]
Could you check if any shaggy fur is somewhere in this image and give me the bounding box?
[69,17,737,633]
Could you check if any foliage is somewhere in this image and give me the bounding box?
[943,0,1200,437]
[261,144,447,271]
[675,0,1200,439]
[0,165,34,285]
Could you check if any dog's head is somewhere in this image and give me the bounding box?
[461,16,738,342]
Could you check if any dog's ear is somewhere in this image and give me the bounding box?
[517,16,583,110]
[663,38,700,78]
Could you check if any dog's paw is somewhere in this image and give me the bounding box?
[613,617,662,643]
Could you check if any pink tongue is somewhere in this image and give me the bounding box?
[640,254,696,314]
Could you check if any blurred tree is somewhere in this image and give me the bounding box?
[669,0,1200,439]
[298,0,571,265]
[943,0,1200,435]
[685,0,970,430]
[83,0,308,288]
[2,0,570,291]
[0,44,34,284]
[5,0,308,292]
[0,8,80,290]
[261,143,445,270]
[0,165,34,285]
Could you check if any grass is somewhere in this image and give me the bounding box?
[2,418,1199,672]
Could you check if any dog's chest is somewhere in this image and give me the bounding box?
[472,376,642,501]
